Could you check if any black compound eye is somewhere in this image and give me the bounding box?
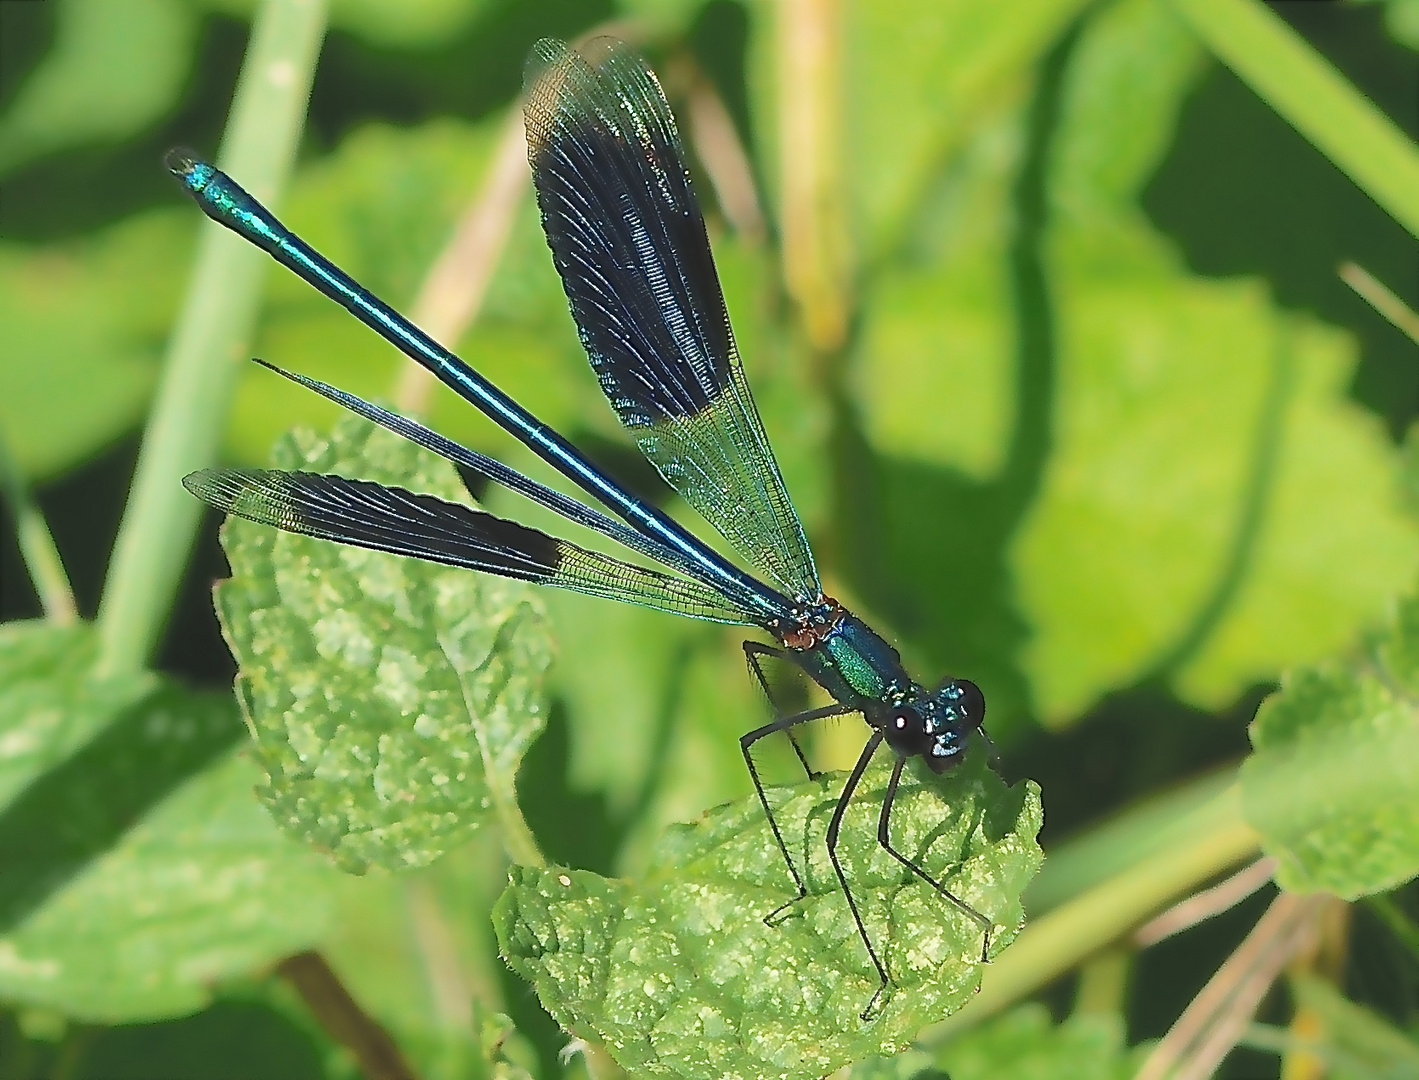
[889,705,919,734]
[941,679,986,728]
[956,679,985,727]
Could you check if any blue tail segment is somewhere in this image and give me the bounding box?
[165,149,791,621]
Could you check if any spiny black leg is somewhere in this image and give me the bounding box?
[825,731,891,1022]
[783,725,817,781]
[743,640,819,780]
[741,702,854,923]
[878,756,993,964]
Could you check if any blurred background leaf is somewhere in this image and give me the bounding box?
[929,1003,1146,1080]
[844,0,1090,261]
[0,0,198,176]
[0,751,341,1021]
[0,210,190,481]
[0,621,343,1021]
[1280,974,1419,1079]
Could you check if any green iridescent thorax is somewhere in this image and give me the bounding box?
[794,614,912,708]
[825,634,887,699]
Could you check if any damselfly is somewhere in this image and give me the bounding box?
[173,37,992,1021]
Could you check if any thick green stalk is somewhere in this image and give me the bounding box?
[1026,766,1239,913]
[1170,0,1419,239]
[94,0,327,675]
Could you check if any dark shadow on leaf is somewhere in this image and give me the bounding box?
[981,777,1028,845]
[520,637,698,876]
[1140,307,1296,684]
[904,758,988,864]
[517,700,620,875]
[798,786,843,897]
[908,812,972,886]
[0,685,242,933]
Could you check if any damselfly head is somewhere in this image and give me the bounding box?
[907,678,985,773]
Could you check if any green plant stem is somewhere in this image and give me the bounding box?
[925,784,1260,1043]
[583,1043,632,1080]
[1072,947,1130,1018]
[1026,765,1238,913]
[489,772,544,869]
[1340,262,1419,346]
[278,951,419,1080]
[94,0,327,676]
[0,429,77,625]
[1169,0,1419,240]
[1364,893,1419,967]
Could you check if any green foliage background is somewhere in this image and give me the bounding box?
[1,0,1417,1077]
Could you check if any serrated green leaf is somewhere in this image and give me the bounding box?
[0,751,342,1021]
[0,0,197,174]
[216,414,554,873]
[495,750,1041,1080]
[1239,591,1419,898]
[929,1003,1143,1080]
